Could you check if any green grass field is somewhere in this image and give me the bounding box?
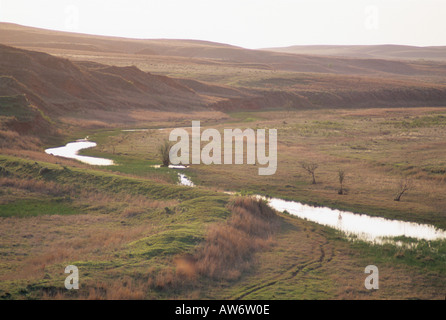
[1,106,446,299]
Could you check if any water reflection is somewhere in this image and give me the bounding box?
[45,140,114,166]
[266,197,446,243]
[178,173,194,187]
[45,139,446,245]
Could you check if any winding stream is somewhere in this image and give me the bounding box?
[264,197,446,244]
[45,140,114,166]
[45,138,446,244]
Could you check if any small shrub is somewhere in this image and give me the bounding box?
[193,197,279,280]
[39,167,51,175]
[0,166,9,176]
[338,169,345,195]
[158,139,171,167]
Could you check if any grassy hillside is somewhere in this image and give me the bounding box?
[1,23,445,300]
[1,102,445,300]
[0,154,444,300]
[3,23,446,77]
[0,154,230,299]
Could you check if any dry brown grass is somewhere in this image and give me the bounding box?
[129,110,229,123]
[59,117,116,129]
[0,216,154,282]
[173,107,446,228]
[141,197,280,295]
[0,177,73,197]
[77,190,178,216]
[195,198,278,280]
[0,147,90,168]
[0,174,182,285]
[85,279,148,300]
[41,276,149,300]
[0,130,41,151]
[188,197,279,281]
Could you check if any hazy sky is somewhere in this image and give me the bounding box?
[0,0,445,49]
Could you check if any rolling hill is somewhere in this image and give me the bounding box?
[1,23,446,131]
[1,23,446,302]
[262,44,446,62]
[0,44,212,117]
[2,23,446,77]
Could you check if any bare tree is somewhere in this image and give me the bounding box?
[158,139,171,167]
[338,169,345,195]
[300,161,318,184]
[394,177,412,201]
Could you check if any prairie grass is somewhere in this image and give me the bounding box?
[0,211,155,282]
[0,177,73,197]
[163,107,446,229]
[2,104,446,299]
[0,130,42,151]
[0,148,88,167]
[181,197,279,281]
[142,197,280,295]
[41,276,149,300]
[2,37,446,300]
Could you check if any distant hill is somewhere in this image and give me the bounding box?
[0,44,211,118]
[262,44,446,62]
[1,43,446,121]
[1,23,446,125]
[2,23,446,77]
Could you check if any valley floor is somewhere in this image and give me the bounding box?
[1,107,445,299]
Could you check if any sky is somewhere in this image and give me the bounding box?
[0,0,445,49]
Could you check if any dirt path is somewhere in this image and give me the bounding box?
[225,212,446,300]
[230,218,335,300]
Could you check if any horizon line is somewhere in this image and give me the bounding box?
[1,21,445,50]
